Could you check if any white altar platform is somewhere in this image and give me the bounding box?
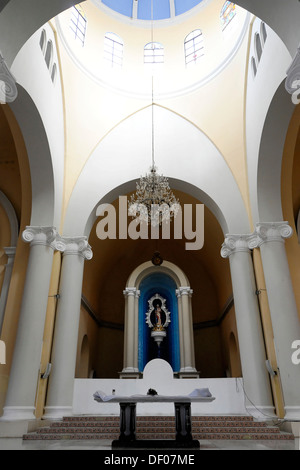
[73,360,248,417]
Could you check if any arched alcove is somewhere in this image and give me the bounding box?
[138,272,180,371]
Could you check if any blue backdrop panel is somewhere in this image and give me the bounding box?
[138,272,180,372]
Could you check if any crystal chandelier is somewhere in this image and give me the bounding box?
[128,0,180,227]
[128,163,180,226]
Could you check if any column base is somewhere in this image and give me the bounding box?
[0,406,36,422]
[119,368,142,379]
[284,406,300,421]
[177,367,199,379]
[245,405,277,421]
[42,406,73,420]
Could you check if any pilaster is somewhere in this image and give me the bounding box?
[120,287,141,378]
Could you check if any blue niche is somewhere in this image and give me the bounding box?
[138,272,180,372]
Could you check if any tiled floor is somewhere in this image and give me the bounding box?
[0,437,298,451]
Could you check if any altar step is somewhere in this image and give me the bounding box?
[23,415,294,441]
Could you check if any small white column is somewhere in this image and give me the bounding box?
[176,287,198,377]
[176,289,185,371]
[221,234,275,419]
[133,289,140,372]
[251,222,300,420]
[0,227,58,421]
[43,237,93,420]
[121,287,140,377]
[0,247,16,334]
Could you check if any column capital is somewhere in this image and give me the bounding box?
[250,222,293,248]
[123,287,140,298]
[176,286,193,297]
[22,226,59,250]
[3,247,16,258]
[56,236,93,260]
[0,52,18,104]
[285,45,300,95]
[221,234,253,259]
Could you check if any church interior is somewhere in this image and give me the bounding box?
[0,0,300,450]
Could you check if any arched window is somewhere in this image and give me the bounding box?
[261,22,267,45]
[220,1,237,31]
[255,32,263,63]
[70,4,87,46]
[184,29,204,68]
[39,30,47,54]
[251,56,257,78]
[51,63,57,84]
[45,40,53,69]
[144,42,164,68]
[104,32,124,69]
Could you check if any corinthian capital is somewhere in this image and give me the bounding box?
[22,226,59,249]
[221,234,253,259]
[56,236,93,260]
[0,52,18,103]
[250,222,293,248]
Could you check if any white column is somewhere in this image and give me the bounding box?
[43,237,93,420]
[176,287,197,374]
[0,247,16,334]
[133,289,140,372]
[176,289,185,371]
[122,287,139,374]
[251,222,300,420]
[0,227,58,421]
[221,234,275,419]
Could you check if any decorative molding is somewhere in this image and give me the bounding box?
[57,236,93,260]
[0,52,18,103]
[176,286,193,297]
[22,226,59,249]
[285,45,300,95]
[3,247,16,259]
[221,234,253,258]
[123,287,140,297]
[250,222,293,248]
[145,293,171,330]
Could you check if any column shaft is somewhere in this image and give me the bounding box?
[122,288,139,374]
[253,223,300,420]
[177,287,197,374]
[43,237,92,420]
[221,235,275,418]
[1,227,58,421]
